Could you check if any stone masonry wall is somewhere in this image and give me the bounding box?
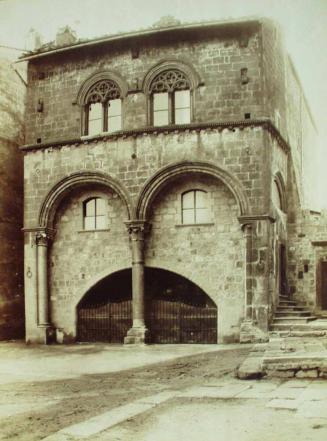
[145,174,244,343]
[49,186,130,340]
[0,53,25,339]
[24,127,267,229]
[23,126,270,342]
[25,27,263,144]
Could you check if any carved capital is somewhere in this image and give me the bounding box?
[125,220,151,237]
[35,228,55,246]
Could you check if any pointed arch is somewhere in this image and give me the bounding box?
[273,171,287,212]
[38,170,134,229]
[136,161,249,220]
[75,70,129,106]
[142,59,201,95]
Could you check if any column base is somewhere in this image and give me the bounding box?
[240,320,269,343]
[38,324,56,344]
[124,325,150,344]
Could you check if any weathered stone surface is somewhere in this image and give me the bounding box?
[0,51,26,339]
[295,369,318,378]
[266,370,295,378]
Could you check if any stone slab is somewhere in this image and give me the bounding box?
[266,399,300,410]
[178,384,251,399]
[297,400,327,418]
[268,387,304,400]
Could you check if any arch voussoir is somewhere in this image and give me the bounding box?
[136,160,249,220]
[38,170,134,229]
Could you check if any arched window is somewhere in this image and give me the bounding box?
[150,70,191,126]
[83,197,106,230]
[181,190,209,224]
[85,80,122,136]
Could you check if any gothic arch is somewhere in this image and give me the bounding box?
[136,161,250,220]
[38,170,134,229]
[273,171,287,212]
[142,58,201,95]
[75,70,129,106]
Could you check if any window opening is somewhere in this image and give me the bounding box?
[85,80,121,135]
[83,197,106,230]
[150,70,191,126]
[182,190,209,224]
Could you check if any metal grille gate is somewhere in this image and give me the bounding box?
[78,300,132,343]
[147,299,217,344]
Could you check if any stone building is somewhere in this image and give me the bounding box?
[18,17,322,345]
[0,47,26,339]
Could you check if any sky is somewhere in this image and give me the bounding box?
[0,0,326,207]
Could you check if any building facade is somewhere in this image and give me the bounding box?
[0,47,25,340]
[19,18,321,345]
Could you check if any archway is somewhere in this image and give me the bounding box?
[77,269,132,343]
[145,267,217,344]
[77,267,217,343]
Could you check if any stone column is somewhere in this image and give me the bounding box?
[124,221,150,344]
[35,230,54,343]
[36,232,50,327]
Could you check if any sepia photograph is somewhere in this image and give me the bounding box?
[0,0,326,439]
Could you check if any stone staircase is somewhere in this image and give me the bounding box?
[269,296,327,337]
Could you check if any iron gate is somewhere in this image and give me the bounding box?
[147,299,217,344]
[77,299,132,343]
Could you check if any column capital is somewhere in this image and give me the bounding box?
[35,229,55,246]
[125,220,151,236]
[238,214,276,230]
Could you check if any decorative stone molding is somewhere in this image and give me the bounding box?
[137,160,250,220]
[125,220,151,235]
[20,119,291,154]
[238,214,276,228]
[74,70,129,105]
[38,170,134,229]
[142,58,201,95]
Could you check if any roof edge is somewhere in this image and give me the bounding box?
[17,16,262,62]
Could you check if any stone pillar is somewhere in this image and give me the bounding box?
[35,230,54,343]
[124,221,150,344]
[238,215,275,343]
[244,223,254,320]
[36,232,50,327]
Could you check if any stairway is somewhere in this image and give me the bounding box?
[270,296,320,337]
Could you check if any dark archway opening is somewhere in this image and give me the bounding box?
[77,267,217,344]
[145,268,217,344]
[77,269,132,343]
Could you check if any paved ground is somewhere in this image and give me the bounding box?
[1,341,327,441]
[238,336,327,379]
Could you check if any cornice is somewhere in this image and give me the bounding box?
[238,214,276,226]
[20,118,290,153]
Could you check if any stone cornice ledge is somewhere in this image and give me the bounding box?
[20,118,290,153]
[238,214,276,226]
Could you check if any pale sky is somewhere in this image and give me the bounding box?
[0,0,326,207]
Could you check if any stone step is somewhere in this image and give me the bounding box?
[276,306,307,311]
[279,300,297,306]
[275,310,312,317]
[272,317,317,324]
[269,330,327,338]
[270,322,318,331]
